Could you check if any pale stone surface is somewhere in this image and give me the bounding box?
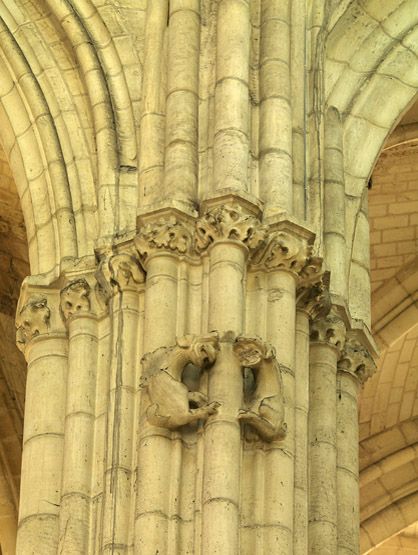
[0,1,417,554]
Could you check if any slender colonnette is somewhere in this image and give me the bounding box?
[101,253,144,553]
[337,336,376,555]
[308,312,346,554]
[15,285,67,554]
[139,1,169,207]
[214,0,251,193]
[134,212,195,554]
[58,277,97,553]
[294,273,330,554]
[196,198,265,555]
[249,223,320,553]
[324,106,347,299]
[259,0,293,215]
[164,0,201,209]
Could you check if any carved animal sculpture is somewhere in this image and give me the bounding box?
[140,333,220,429]
[234,336,287,441]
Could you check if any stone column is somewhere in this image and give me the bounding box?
[249,225,314,553]
[259,0,292,215]
[308,311,346,554]
[134,212,194,555]
[337,336,376,555]
[294,306,311,554]
[139,1,169,207]
[15,284,67,555]
[58,277,97,553]
[101,252,144,553]
[214,1,250,192]
[164,0,200,209]
[294,275,330,554]
[196,198,265,555]
[324,106,347,299]
[238,221,320,554]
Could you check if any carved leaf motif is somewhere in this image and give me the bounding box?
[233,336,287,442]
[140,333,220,430]
[109,253,144,290]
[338,339,376,384]
[251,231,310,273]
[310,313,346,351]
[297,270,331,320]
[135,217,193,259]
[195,204,267,252]
[300,256,323,283]
[60,279,91,321]
[16,297,50,351]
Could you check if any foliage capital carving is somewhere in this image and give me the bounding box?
[250,230,311,274]
[310,312,346,352]
[109,252,145,291]
[195,203,267,253]
[16,296,50,352]
[338,338,376,385]
[60,278,91,321]
[297,268,331,320]
[140,333,220,429]
[233,335,287,442]
[135,216,194,261]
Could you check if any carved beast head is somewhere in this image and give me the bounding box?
[234,336,275,368]
[177,332,219,368]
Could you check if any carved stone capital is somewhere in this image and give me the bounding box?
[195,203,267,253]
[140,333,220,430]
[250,230,311,274]
[109,252,145,291]
[310,312,346,352]
[60,279,91,321]
[297,269,331,320]
[16,296,50,352]
[338,338,376,385]
[135,216,194,261]
[233,335,287,442]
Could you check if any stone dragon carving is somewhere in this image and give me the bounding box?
[234,336,287,442]
[140,333,220,429]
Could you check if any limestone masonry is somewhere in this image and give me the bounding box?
[0,1,417,553]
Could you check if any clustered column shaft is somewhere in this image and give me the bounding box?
[59,280,97,553]
[264,269,296,551]
[139,1,168,207]
[14,209,376,555]
[337,338,375,554]
[337,371,360,554]
[164,0,200,207]
[16,293,67,554]
[134,222,186,554]
[259,0,293,215]
[102,256,143,553]
[214,0,250,192]
[308,313,346,554]
[293,307,310,554]
[201,240,247,555]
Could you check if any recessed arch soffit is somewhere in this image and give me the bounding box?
[325,0,418,197]
[0,0,142,273]
[359,120,418,551]
[361,489,418,553]
[358,417,418,553]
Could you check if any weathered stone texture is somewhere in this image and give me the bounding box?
[0,1,417,554]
